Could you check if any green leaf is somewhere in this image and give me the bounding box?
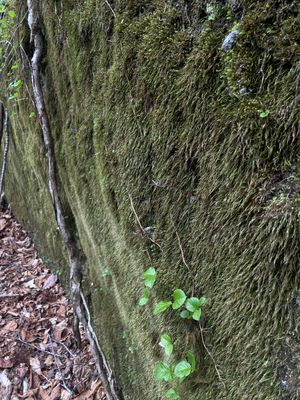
[259,110,270,118]
[9,79,22,89]
[166,388,180,399]
[187,351,196,373]
[154,301,172,315]
[172,289,186,310]
[138,288,150,306]
[198,297,207,306]
[159,334,173,357]
[8,10,16,18]
[174,360,192,379]
[155,362,173,382]
[192,308,202,321]
[143,267,157,288]
[180,310,192,319]
[29,112,36,119]
[185,297,201,312]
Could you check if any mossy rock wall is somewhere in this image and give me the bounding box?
[5,0,300,399]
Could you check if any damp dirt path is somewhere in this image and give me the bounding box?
[0,210,105,400]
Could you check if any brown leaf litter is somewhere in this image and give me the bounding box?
[0,210,105,400]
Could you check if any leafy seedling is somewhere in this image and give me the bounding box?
[143,267,157,288]
[185,297,206,321]
[159,334,173,357]
[139,288,150,306]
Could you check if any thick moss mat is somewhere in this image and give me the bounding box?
[4,1,300,399]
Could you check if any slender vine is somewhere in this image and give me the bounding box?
[0,107,9,201]
[26,1,122,399]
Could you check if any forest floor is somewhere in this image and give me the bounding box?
[0,210,105,400]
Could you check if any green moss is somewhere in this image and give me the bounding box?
[3,0,300,399]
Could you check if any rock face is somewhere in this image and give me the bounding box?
[221,30,239,51]
[5,1,300,399]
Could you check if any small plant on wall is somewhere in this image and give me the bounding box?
[139,267,207,399]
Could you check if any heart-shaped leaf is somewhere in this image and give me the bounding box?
[154,301,172,315]
[192,308,202,321]
[185,297,201,312]
[198,297,207,306]
[172,289,186,310]
[155,362,173,382]
[143,267,157,288]
[180,310,192,319]
[174,360,192,379]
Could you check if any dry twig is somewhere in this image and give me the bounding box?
[199,322,225,389]
[49,334,73,395]
[173,226,195,297]
[104,0,116,18]
[128,193,162,250]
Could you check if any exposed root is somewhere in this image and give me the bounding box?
[26,1,122,399]
[0,108,9,202]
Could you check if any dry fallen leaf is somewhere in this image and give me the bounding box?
[0,370,11,387]
[0,210,104,399]
[23,279,38,289]
[61,388,72,400]
[0,358,14,369]
[49,384,61,400]
[43,274,57,290]
[44,355,53,366]
[0,218,7,231]
[2,320,18,332]
[29,357,42,376]
[39,387,51,400]
[53,320,69,341]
